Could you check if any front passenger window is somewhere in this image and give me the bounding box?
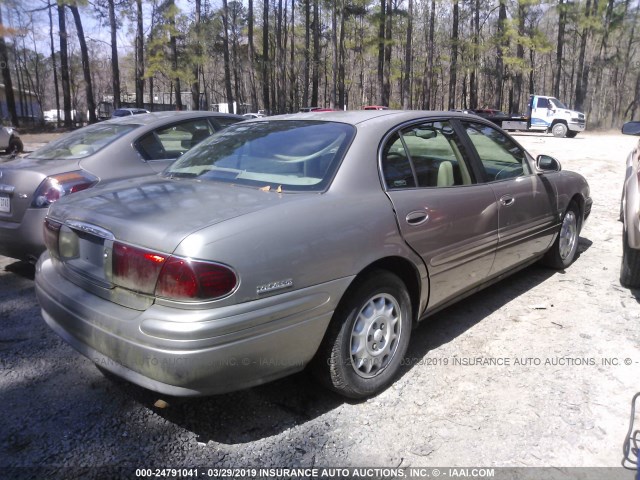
[463,122,532,182]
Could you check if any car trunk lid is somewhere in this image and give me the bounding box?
[0,157,80,223]
[46,176,307,303]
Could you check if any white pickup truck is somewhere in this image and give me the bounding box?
[479,95,586,138]
[0,125,23,154]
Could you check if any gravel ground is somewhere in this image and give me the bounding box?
[0,131,639,477]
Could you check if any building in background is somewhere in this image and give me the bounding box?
[0,83,41,125]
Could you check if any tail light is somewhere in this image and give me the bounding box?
[155,257,238,300]
[111,243,167,294]
[43,218,62,259]
[32,171,99,208]
[110,241,237,301]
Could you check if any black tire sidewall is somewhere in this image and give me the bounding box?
[558,202,580,268]
[329,272,412,398]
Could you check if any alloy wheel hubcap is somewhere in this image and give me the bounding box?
[350,293,402,378]
[559,211,578,261]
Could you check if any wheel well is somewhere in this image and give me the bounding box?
[344,257,423,325]
[569,194,585,230]
[551,119,568,127]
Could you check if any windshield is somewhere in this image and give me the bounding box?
[549,98,567,109]
[30,123,138,160]
[164,120,355,191]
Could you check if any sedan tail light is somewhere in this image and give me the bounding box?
[110,241,237,301]
[111,242,167,294]
[32,171,99,208]
[155,257,238,300]
[43,218,62,259]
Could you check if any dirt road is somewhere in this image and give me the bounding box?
[0,130,638,475]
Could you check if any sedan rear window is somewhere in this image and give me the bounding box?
[164,121,355,191]
[30,124,138,160]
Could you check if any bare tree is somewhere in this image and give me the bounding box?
[68,4,96,123]
[554,0,566,99]
[402,0,413,110]
[448,0,459,110]
[135,0,144,108]
[107,0,120,108]
[57,2,72,127]
[0,7,18,126]
[262,0,270,112]
[222,0,234,113]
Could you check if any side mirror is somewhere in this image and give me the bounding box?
[622,121,640,136]
[536,154,561,173]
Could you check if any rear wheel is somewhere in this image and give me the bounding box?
[6,137,23,154]
[543,201,581,269]
[620,231,640,288]
[552,123,568,138]
[313,271,412,399]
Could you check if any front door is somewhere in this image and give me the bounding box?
[381,120,499,310]
[461,121,558,276]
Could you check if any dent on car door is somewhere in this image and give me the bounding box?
[461,121,557,276]
[381,120,499,310]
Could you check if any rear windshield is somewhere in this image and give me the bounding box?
[30,124,138,160]
[164,120,355,192]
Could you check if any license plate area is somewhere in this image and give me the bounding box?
[0,196,10,213]
[62,229,111,287]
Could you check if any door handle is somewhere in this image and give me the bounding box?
[405,210,429,226]
[500,195,515,207]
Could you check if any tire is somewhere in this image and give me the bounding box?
[552,123,568,138]
[565,131,578,138]
[620,231,640,288]
[543,201,581,269]
[312,271,412,399]
[6,137,23,154]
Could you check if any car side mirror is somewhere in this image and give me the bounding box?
[622,121,640,136]
[536,154,561,173]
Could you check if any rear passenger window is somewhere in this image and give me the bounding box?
[213,117,242,129]
[136,119,215,160]
[381,121,474,189]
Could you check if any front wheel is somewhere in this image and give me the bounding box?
[543,201,581,269]
[312,271,412,399]
[620,231,640,288]
[565,131,578,138]
[552,123,568,138]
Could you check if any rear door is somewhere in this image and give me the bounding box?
[381,119,499,309]
[460,121,557,276]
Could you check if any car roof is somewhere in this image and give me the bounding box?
[104,111,245,127]
[253,109,481,125]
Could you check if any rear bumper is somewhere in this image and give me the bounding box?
[36,254,352,396]
[0,208,47,261]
